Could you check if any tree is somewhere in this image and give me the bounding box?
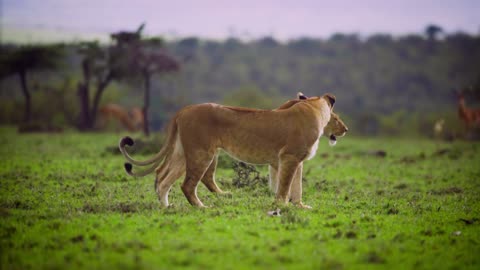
[0,45,63,123]
[110,25,179,136]
[136,51,179,136]
[76,41,112,130]
[425,24,443,41]
[76,24,147,130]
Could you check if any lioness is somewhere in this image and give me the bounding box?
[119,93,348,208]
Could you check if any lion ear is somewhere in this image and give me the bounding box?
[324,93,336,108]
[297,92,308,100]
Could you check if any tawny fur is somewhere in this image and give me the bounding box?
[99,104,144,132]
[457,92,480,130]
[267,112,348,208]
[120,94,347,208]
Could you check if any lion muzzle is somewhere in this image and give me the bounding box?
[329,134,337,146]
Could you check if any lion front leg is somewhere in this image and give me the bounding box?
[290,163,311,209]
[275,154,301,206]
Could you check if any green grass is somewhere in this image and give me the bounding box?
[1,127,479,269]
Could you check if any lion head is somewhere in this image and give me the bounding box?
[324,112,348,146]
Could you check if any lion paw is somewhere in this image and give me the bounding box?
[295,202,312,209]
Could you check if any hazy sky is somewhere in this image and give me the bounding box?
[1,0,479,41]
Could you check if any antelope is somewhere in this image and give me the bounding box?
[98,104,144,132]
[457,91,480,130]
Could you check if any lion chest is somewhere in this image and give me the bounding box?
[306,140,319,160]
[306,127,324,160]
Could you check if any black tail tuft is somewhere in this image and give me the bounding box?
[124,163,133,174]
[120,136,134,148]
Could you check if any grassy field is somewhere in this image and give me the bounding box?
[1,127,479,269]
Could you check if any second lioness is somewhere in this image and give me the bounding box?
[120,93,347,208]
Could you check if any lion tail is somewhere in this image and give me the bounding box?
[123,162,159,177]
[119,114,179,176]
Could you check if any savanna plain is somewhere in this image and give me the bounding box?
[0,127,479,269]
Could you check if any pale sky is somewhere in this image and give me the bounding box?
[1,0,479,42]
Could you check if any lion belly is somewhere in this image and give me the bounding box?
[221,146,274,165]
[220,135,280,165]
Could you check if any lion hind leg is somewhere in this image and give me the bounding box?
[156,162,185,207]
[154,158,171,188]
[155,139,186,207]
[181,151,216,207]
[268,165,278,193]
[155,161,171,206]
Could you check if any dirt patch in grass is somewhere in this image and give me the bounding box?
[82,201,158,213]
[345,231,357,239]
[1,200,36,210]
[364,252,386,264]
[0,207,10,217]
[458,218,479,225]
[70,235,85,243]
[366,150,387,158]
[387,208,399,215]
[399,153,426,164]
[432,149,451,156]
[394,183,408,190]
[429,187,463,195]
[17,122,64,133]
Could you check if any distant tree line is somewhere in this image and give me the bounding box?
[0,24,179,136]
[0,25,479,136]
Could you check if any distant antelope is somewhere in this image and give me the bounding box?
[98,104,144,132]
[457,91,480,130]
[433,119,444,139]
